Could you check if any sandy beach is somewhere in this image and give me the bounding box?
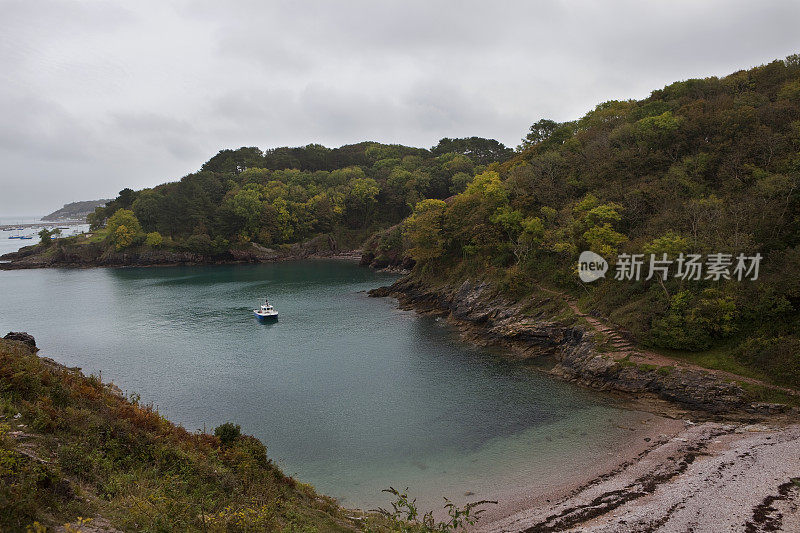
[474,421,800,532]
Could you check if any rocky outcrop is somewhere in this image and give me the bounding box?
[0,242,216,269]
[4,331,37,350]
[229,243,282,262]
[359,223,415,271]
[551,341,748,414]
[360,251,416,271]
[370,276,778,416]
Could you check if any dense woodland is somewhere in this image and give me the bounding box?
[84,56,800,387]
[86,137,511,253]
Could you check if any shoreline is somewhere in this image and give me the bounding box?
[0,248,364,270]
[369,276,797,421]
[471,412,687,528]
[368,275,800,531]
[5,261,799,530]
[474,421,800,532]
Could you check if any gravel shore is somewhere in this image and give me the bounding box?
[475,422,800,532]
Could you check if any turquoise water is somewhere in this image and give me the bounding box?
[0,261,646,510]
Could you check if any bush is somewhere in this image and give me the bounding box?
[214,422,241,446]
[184,233,213,254]
[372,486,496,532]
[648,289,737,350]
[144,231,163,247]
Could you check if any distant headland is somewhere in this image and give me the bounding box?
[42,199,111,222]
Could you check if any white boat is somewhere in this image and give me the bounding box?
[253,299,278,320]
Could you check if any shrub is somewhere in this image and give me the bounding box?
[184,233,213,254]
[648,289,737,350]
[371,486,496,532]
[736,337,800,388]
[214,422,241,446]
[144,231,163,247]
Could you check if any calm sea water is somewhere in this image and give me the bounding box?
[0,261,647,510]
[0,215,89,256]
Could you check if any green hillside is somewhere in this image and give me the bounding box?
[399,55,800,388]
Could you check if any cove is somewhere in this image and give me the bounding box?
[0,260,652,510]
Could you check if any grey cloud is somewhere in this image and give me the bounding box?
[1,0,799,216]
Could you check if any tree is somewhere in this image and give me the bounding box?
[515,216,545,262]
[582,224,627,257]
[106,209,142,250]
[643,232,689,257]
[114,225,136,250]
[222,186,266,238]
[345,177,379,227]
[201,147,264,174]
[38,228,60,245]
[132,190,164,232]
[117,188,137,209]
[431,137,513,165]
[450,172,473,195]
[635,111,682,152]
[403,199,448,262]
[519,119,560,150]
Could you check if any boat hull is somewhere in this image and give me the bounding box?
[254,311,278,321]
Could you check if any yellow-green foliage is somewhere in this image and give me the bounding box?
[144,231,163,247]
[403,199,447,261]
[106,209,142,250]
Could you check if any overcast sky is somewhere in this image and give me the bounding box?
[1,0,799,216]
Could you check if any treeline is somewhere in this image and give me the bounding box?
[88,137,513,253]
[401,55,800,386]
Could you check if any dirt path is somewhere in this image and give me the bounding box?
[535,285,800,398]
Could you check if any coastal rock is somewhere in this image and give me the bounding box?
[0,233,357,269]
[230,243,281,261]
[3,332,37,350]
[372,276,758,416]
[359,251,375,266]
[289,233,338,257]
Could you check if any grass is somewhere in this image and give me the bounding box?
[83,229,109,244]
[567,295,794,389]
[736,381,800,407]
[647,340,773,383]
